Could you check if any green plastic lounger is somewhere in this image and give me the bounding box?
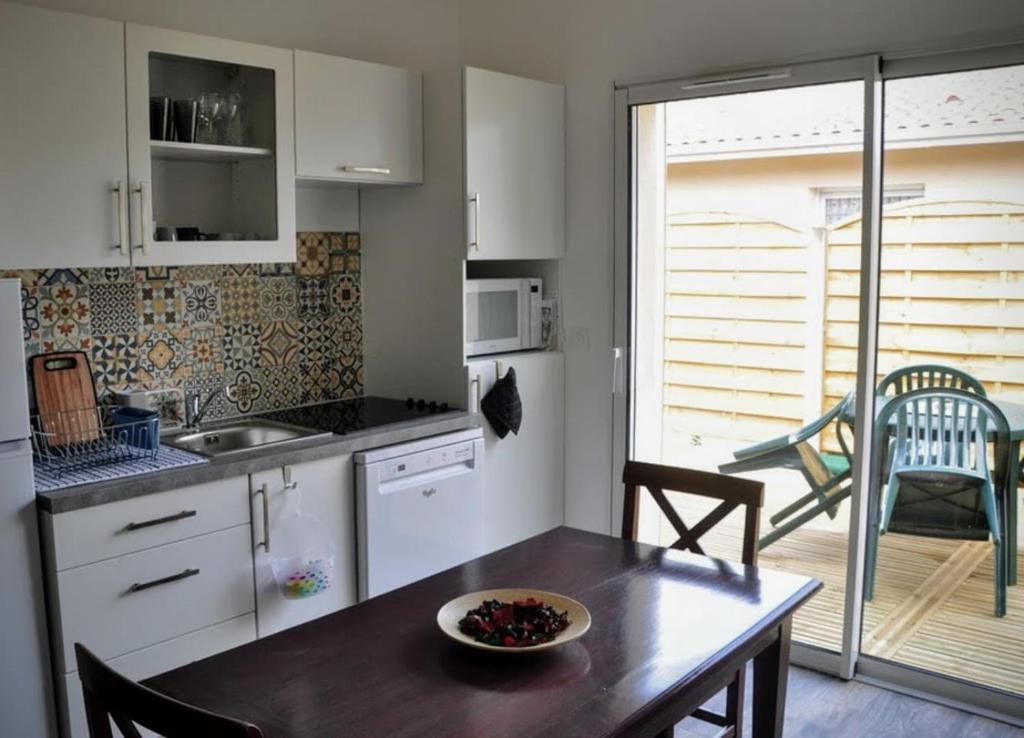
[719,393,854,550]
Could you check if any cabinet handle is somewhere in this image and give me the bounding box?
[123,509,197,532]
[468,193,481,252]
[133,181,152,255]
[339,165,391,175]
[128,568,200,594]
[255,482,270,552]
[111,181,129,256]
[471,374,481,412]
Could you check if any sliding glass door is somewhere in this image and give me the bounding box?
[614,46,1024,724]
[858,60,1024,706]
[629,79,866,656]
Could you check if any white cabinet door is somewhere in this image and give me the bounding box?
[465,67,565,261]
[468,352,565,552]
[0,2,130,269]
[251,456,357,637]
[295,51,423,185]
[125,24,295,265]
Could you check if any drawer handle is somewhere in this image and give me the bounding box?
[123,509,197,532]
[339,165,391,175]
[128,568,200,594]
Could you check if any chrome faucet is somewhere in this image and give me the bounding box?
[184,387,226,429]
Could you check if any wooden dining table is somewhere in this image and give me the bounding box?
[144,526,821,737]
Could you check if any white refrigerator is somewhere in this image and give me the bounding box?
[0,278,56,736]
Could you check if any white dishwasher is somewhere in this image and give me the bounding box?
[355,428,485,600]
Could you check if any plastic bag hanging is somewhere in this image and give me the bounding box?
[268,469,336,600]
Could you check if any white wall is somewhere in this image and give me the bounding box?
[561,0,1024,534]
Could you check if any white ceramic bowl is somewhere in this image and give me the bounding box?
[436,588,591,653]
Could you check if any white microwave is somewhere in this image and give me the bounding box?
[465,278,543,357]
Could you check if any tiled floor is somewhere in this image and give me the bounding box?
[676,666,1024,737]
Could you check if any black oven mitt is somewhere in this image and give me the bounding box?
[481,367,522,439]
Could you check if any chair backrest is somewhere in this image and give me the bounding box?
[75,643,263,738]
[877,364,986,398]
[622,462,764,565]
[731,391,854,464]
[877,388,1009,481]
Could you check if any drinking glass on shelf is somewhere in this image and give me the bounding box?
[195,93,224,145]
[220,93,243,147]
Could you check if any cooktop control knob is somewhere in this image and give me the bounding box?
[441,402,449,412]
[428,401,438,412]
[405,397,415,408]
[416,399,426,410]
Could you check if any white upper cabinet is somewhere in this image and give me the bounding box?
[0,2,130,269]
[125,24,296,265]
[294,51,423,185]
[465,67,565,261]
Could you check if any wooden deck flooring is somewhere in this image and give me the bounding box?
[658,501,1024,696]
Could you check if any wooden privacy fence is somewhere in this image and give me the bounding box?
[663,211,812,443]
[663,200,1024,448]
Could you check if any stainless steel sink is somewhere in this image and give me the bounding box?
[165,419,330,457]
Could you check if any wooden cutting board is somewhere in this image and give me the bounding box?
[30,351,101,443]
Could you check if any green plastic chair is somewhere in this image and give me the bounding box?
[865,388,1011,617]
[719,393,855,550]
[877,364,987,398]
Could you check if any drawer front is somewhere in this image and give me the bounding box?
[50,476,249,570]
[59,614,256,738]
[54,525,254,673]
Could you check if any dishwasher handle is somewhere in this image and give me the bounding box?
[377,462,477,495]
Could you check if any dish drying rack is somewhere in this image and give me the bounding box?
[31,407,159,478]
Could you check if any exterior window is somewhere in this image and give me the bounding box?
[822,186,924,225]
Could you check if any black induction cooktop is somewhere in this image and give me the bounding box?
[256,396,455,435]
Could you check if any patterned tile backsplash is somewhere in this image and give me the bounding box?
[6,232,364,426]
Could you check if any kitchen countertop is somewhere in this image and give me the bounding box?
[37,411,479,514]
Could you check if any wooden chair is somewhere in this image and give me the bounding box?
[622,461,765,738]
[75,643,263,738]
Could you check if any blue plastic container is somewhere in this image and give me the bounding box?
[109,407,160,451]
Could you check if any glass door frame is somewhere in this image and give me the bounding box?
[612,43,1024,724]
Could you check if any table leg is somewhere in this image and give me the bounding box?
[752,617,792,738]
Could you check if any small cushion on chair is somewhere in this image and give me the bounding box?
[821,453,850,476]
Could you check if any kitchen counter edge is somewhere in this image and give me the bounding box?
[37,412,480,514]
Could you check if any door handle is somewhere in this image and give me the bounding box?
[467,192,480,253]
[111,181,129,256]
[255,482,270,552]
[133,181,152,255]
[470,374,482,412]
[612,346,625,394]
